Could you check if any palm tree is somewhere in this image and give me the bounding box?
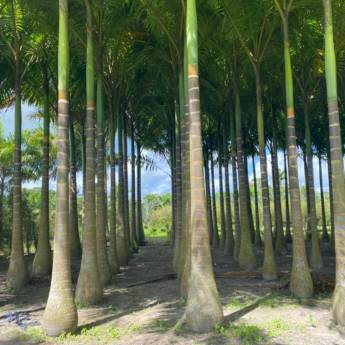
[42,0,78,336]
[274,0,313,298]
[322,0,345,326]
[184,0,223,331]
[3,0,29,290]
[75,0,103,305]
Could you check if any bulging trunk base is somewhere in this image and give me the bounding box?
[332,284,345,326]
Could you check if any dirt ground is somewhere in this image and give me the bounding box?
[0,239,344,345]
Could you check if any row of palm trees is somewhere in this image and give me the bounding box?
[2,0,345,335]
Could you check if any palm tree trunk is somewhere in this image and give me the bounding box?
[123,116,132,253]
[173,73,183,270]
[130,122,138,252]
[76,0,103,305]
[254,67,276,280]
[218,132,226,248]
[69,121,82,259]
[284,149,292,243]
[304,107,323,270]
[185,0,223,331]
[108,106,120,274]
[231,116,241,261]
[327,150,335,251]
[224,147,235,256]
[323,0,345,325]
[244,155,255,243]
[117,112,130,265]
[272,118,287,255]
[278,10,313,297]
[32,70,52,277]
[96,76,111,285]
[252,154,262,246]
[235,92,257,270]
[319,154,329,242]
[6,40,28,290]
[303,150,311,240]
[210,153,219,247]
[43,0,78,335]
[204,152,214,243]
[136,143,145,246]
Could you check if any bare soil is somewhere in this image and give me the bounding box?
[0,239,344,345]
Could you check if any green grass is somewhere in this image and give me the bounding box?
[226,294,257,309]
[215,323,264,345]
[19,327,47,343]
[150,319,171,332]
[264,319,289,338]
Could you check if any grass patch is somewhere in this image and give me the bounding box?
[19,327,47,343]
[215,323,264,345]
[225,294,257,309]
[264,319,289,338]
[58,325,121,343]
[150,319,171,332]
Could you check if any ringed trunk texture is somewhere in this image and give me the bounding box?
[43,0,78,335]
[69,122,82,259]
[235,93,256,270]
[319,155,329,242]
[185,0,223,331]
[32,75,52,277]
[322,0,345,325]
[252,155,262,246]
[75,0,103,305]
[284,150,292,243]
[210,154,219,247]
[136,144,145,246]
[7,57,28,289]
[117,113,130,265]
[255,68,277,280]
[96,77,111,285]
[280,15,313,298]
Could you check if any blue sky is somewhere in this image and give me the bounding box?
[0,103,330,195]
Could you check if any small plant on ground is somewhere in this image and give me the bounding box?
[19,327,47,343]
[215,323,264,345]
[265,319,289,338]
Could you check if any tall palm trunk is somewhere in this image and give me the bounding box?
[96,76,111,285]
[304,108,323,270]
[108,107,120,274]
[218,133,226,248]
[43,0,78,335]
[32,70,52,277]
[272,120,287,254]
[76,0,103,305]
[69,121,82,259]
[123,117,132,252]
[252,155,262,246]
[235,92,257,270]
[303,151,311,240]
[224,144,235,255]
[6,13,28,289]
[244,155,255,243]
[327,150,335,251]
[210,153,219,247]
[323,0,345,325]
[136,143,145,245]
[185,0,222,331]
[117,112,130,265]
[205,153,214,241]
[231,116,241,261]
[319,154,329,242]
[173,73,183,270]
[254,67,277,280]
[284,149,292,242]
[130,122,138,252]
[275,2,313,297]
